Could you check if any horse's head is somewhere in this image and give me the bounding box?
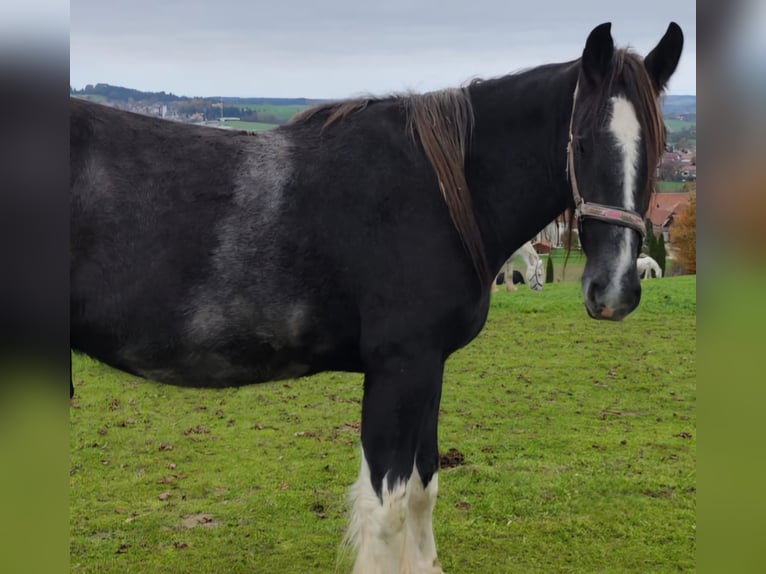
[571,22,683,320]
[526,258,544,292]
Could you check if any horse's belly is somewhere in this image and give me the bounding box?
[125,330,361,388]
[135,349,313,388]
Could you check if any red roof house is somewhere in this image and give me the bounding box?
[646,191,691,242]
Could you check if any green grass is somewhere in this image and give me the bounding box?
[235,104,309,123]
[70,277,696,573]
[222,120,278,132]
[546,249,586,264]
[657,181,687,192]
[664,119,695,133]
[540,249,587,282]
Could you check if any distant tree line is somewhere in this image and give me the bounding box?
[70,84,329,124]
[667,127,696,148]
[70,83,188,103]
[672,192,696,274]
[660,95,696,117]
[223,96,326,106]
[172,101,285,124]
[70,84,326,107]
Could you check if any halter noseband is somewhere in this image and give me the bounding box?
[566,83,647,242]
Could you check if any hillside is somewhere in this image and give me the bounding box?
[70,84,326,107]
[661,95,696,119]
[70,85,697,136]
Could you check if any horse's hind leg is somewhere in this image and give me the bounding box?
[505,261,518,292]
[347,353,444,574]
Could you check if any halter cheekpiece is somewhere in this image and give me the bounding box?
[565,82,647,241]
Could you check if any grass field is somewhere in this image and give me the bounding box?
[657,181,687,192]
[222,120,278,132]
[527,249,587,283]
[70,276,696,573]
[234,104,309,123]
[664,119,695,133]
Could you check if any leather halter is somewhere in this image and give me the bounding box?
[566,83,647,241]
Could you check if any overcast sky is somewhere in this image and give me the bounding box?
[70,0,696,99]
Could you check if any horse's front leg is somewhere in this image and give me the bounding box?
[346,352,445,574]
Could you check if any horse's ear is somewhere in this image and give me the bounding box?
[581,22,614,86]
[644,22,684,92]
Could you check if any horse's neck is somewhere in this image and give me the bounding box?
[511,242,538,267]
[467,63,579,272]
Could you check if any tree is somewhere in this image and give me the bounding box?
[644,218,666,276]
[643,220,655,255]
[656,234,667,276]
[672,192,696,274]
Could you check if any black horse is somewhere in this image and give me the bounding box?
[71,22,682,573]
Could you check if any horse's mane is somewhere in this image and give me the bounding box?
[291,89,490,285]
[292,49,666,285]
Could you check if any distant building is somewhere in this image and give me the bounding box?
[646,191,692,243]
[680,165,696,180]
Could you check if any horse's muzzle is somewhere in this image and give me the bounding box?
[582,276,641,321]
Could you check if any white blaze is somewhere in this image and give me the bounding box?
[609,96,641,211]
[605,96,642,303]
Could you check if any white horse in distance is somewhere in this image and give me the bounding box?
[492,241,545,292]
[636,255,662,279]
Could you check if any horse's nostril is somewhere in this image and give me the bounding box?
[586,280,602,303]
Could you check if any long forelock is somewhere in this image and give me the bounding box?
[620,52,667,208]
[574,49,666,208]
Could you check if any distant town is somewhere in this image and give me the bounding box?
[70,83,327,130]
